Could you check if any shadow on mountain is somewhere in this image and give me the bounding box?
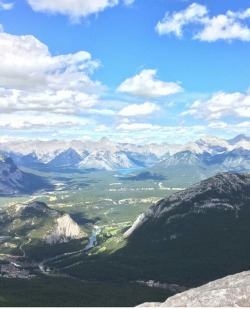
[70,212,101,225]
[119,171,165,181]
[64,173,250,290]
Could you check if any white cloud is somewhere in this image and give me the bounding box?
[207,121,228,129]
[118,102,160,117]
[0,113,88,130]
[87,108,115,116]
[0,32,100,91]
[0,1,14,10]
[236,121,250,128]
[0,88,99,114]
[156,3,250,42]
[0,24,4,32]
[114,123,210,144]
[156,3,207,37]
[0,31,103,114]
[117,69,183,98]
[94,124,111,132]
[27,0,119,22]
[196,14,250,42]
[116,123,161,131]
[123,0,134,6]
[182,88,250,119]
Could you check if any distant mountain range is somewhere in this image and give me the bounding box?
[0,152,53,196]
[0,135,249,172]
[120,172,250,287]
[1,134,250,187]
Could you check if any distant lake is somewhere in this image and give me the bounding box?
[117,167,145,176]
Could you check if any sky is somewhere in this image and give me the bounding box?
[0,0,250,144]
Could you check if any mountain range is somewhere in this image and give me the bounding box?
[1,134,250,172]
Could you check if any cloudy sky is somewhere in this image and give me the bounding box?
[0,0,250,144]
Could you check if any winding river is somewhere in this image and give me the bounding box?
[84,226,101,251]
[38,226,101,270]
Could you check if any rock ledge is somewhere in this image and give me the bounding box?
[138,271,250,307]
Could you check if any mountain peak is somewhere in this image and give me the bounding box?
[13,201,58,217]
[227,134,250,145]
[196,135,225,145]
[98,137,113,144]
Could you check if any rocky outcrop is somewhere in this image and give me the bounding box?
[138,271,250,307]
[45,214,86,244]
[2,201,86,247]
[124,209,154,238]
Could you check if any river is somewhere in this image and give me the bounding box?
[84,226,101,251]
[38,226,101,271]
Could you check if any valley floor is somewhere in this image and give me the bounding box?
[0,168,181,306]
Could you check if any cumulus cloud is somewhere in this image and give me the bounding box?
[117,69,183,98]
[114,123,210,143]
[94,124,111,132]
[116,123,161,131]
[118,102,160,117]
[0,31,103,114]
[182,88,250,119]
[0,32,100,91]
[0,113,88,130]
[156,3,207,37]
[196,13,250,42]
[87,108,115,116]
[0,1,14,10]
[26,0,119,21]
[0,88,98,114]
[156,3,250,42]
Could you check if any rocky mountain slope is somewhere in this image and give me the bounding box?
[0,201,86,258]
[120,172,250,286]
[150,145,250,186]
[45,213,84,244]
[0,152,53,195]
[138,271,250,307]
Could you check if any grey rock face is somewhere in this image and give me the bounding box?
[138,271,250,307]
[125,172,250,238]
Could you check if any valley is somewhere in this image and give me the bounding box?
[1,135,250,306]
[0,166,178,306]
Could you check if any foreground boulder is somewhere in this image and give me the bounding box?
[138,271,250,307]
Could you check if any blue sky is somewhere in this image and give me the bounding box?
[0,0,250,144]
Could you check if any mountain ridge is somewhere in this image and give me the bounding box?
[0,153,53,196]
[1,134,250,172]
[117,171,250,286]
